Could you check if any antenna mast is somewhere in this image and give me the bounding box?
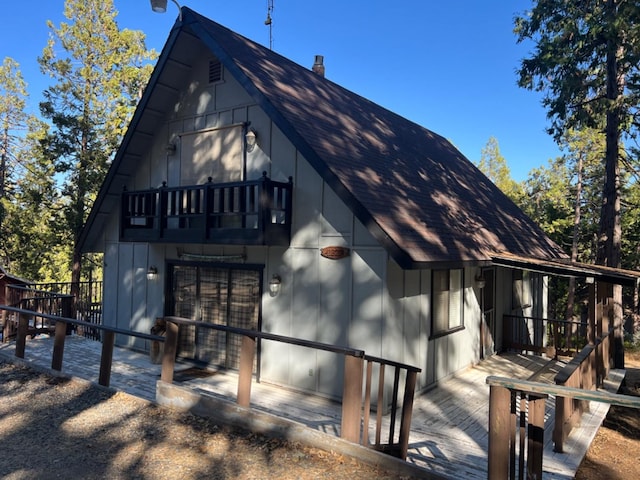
[265,0,274,50]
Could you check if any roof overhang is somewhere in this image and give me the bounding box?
[491,253,640,288]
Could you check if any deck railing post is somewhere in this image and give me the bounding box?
[161,319,178,383]
[398,370,418,460]
[341,354,364,443]
[15,312,29,358]
[488,384,511,480]
[237,334,256,408]
[1,308,9,343]
[98,330,115,387]
[51,319,67,371]
[527,394,547,479]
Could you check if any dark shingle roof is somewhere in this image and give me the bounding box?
[80,8,567,267]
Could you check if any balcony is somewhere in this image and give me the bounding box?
[120,173,292,245]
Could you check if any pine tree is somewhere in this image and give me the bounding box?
[37,0,156,284]
[515,0,640,366]
[477,137,524,203]
[0,57,29,260]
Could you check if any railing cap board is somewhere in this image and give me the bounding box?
[0,305,163,342]
[163,316,365,358]
[554,336,610,384]
[487,375,640,409]
[363,354,422,373]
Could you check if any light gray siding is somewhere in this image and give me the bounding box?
[96,39,529,398]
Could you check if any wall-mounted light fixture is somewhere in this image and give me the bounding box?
[166,142,177,154]
[475,272,486,289]
[269,274,281,296]
[150,0,182,21]
[245,129,258,152]
[147,266,158,281]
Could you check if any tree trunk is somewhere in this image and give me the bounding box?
[597,7,624,367]
[566,153,584,321]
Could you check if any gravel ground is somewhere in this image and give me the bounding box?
[0,361,420,480]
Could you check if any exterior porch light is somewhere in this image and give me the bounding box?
[147,266,158,281]
[245,129,258,152]
[269,274,281,296]
[150,0,182,21]
[475,273,486,289]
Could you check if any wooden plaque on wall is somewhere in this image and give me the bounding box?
[320,246,350,260]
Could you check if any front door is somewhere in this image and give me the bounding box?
[482,268,496,357]
[168,263,261,370]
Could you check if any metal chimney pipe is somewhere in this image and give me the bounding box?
[312,55,325,77]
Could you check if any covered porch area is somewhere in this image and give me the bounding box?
[0,334,615,479]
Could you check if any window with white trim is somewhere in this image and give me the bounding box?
[431,269,464,337]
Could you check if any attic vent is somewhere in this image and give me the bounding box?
[209,59,222,83]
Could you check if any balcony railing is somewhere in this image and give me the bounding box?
[121,172,293,245]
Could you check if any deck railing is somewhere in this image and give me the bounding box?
[121,172,293,245]
[160,316,422,460]
[2,282,103,341]
[503,315,587,358]
[552,332,612,452]
[486,375,640,480]
[0,305,421,462]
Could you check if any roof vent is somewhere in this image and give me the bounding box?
[312,55,325,77]
[209,58,222,83]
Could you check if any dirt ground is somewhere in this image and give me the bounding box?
[0,360,420,480]
[574,350,640,480]
[1,354,638,479]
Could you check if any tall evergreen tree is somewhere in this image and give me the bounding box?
[0,57,28,258]
[477,136,524,203]
[3,117,63,281]
[38,0,156,285]
[515,0,640,365]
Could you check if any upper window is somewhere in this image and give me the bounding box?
[431,269,464,338]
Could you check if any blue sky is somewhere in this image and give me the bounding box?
[0,0,560,181]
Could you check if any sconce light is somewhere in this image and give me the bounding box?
[475,272,486,289]
[166,142,177,154]
[269,274,281,296]
[245,129,258,152]
[150,0,182,20]
[147,266,158,281]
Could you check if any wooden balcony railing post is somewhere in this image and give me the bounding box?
[15,312,29,358]
[161,319,178,383]
[488,384,511,480]
[341,354,364,443]
[51,319,67,371]
[237,334,256,408]
[98,330,115,387]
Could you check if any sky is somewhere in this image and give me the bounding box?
[0,0,561,181]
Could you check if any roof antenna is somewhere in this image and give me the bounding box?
[264,0,274,50]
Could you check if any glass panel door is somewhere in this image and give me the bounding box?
[169,263,261,370]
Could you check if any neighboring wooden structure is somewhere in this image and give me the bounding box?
[1,268,29,341]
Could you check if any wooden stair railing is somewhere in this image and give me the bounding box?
[160,316,421,460]
[486,375,640,480]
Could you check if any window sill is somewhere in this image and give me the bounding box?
[429,325,465,340]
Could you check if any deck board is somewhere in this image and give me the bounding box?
[0,336,618,479]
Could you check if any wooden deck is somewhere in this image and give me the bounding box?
[0,335,621,479]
